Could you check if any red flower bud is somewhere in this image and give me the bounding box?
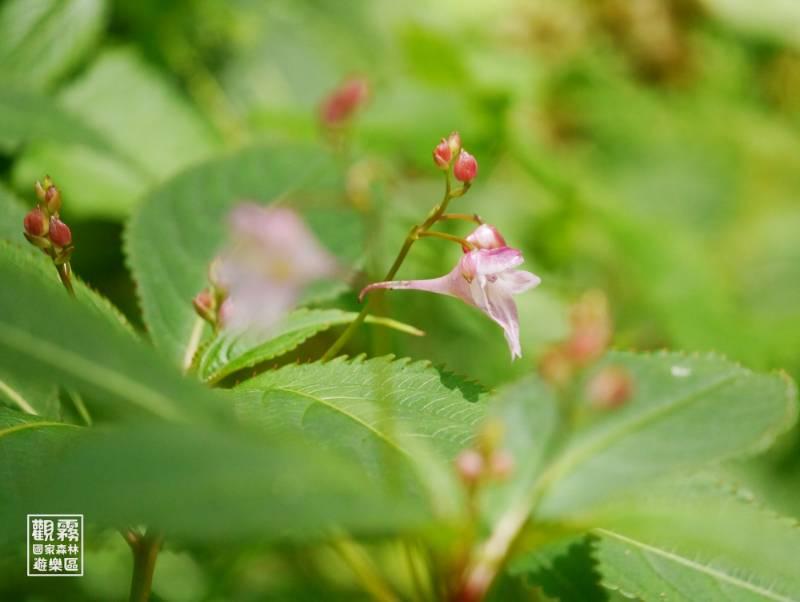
[193,289,216,323]
[24,207,49,237]
[44,185,61,214]
[48,217,72,247]
[433,138,452,169]
[447,131,461,155]
[454,150,478,182]
[586,366,633,409]
[455,449,485,485]
[490,450,515,479]
[319,77,369,126]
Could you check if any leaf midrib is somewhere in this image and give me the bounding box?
[259,385,410,458]
[595,528,797,602]
[0,420,79,438]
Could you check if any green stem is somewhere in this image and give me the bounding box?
[332,538,399,602]
[128,530,163,602]
[57,262,75,297]
[438,213,483,224]
[417,230,475,249]
[322,173,467,360]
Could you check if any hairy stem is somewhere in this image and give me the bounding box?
[128,529,163,602]
[322,174,467,360]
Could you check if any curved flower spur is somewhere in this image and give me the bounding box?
[360,224,541,359]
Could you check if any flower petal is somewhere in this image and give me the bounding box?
[471,247,524,276]
[481,278,523,359]
[499,270,541,295]
[359,268,473,305]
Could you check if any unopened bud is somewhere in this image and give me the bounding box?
[44,186,61,214]
[433,138,452,169]
[466,224,506,250]
[490,450,515,479]
[48,217,72,247]
[453,150,478,182]
[193,289,216,323]
[455,449,485,485]
[586,366,633,409]
[447,131,461,156]
[320,77,369,126]
[23,207,49,237]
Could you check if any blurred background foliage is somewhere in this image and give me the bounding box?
[1,0,800,599]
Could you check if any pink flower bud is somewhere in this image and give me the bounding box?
[48,217,72,247]
[466,224,506,250]
[24,208,48,237]
[455,449,485,485]
[453,150,478,182]
[44,185,61,214]
[490,450,515,479]
[432,138,452,169]
[447,131,461,155]
[586,366,633,409]
[193,289,216,322]
[319,77,369,126]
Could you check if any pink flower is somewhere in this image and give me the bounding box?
[215,203,338,331]
[360,226,540,359]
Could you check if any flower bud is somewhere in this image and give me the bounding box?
[319,77,369,126]
[193,289,216,323]
[567,291,611,364]
[433,138,452,169]
[455,449,485,485]
[48,217,72,247]
[44,185,61,214]
[586,366,633,409]
[447,131,461,156]
[23,207,49,237]
[453,150,478,182]
[466,224,506,250]
[490,450,515,479]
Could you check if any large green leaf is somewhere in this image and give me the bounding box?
[12,47,220,218]
[196,308,424,384]
[125,144,344,365]
[590,480,800,602]
[0,242,225,422]
[0,408,427,544]
[0,0,107,89]
[536,352,797,518]
[235,355,487,461]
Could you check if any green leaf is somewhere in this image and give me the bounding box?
[0,367,59,418]
[0,184,28,243]
[536,352,798,518]
[0,87,110,154]
[196,308,424,384]
[0,408,427,544]
[0,0,107,89]
[590,479,800,602]
[125,144,343,365]
[235,355,487,461]
[12,48,220,218]
[0,242,226,422]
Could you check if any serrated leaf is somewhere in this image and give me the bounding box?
[125,144,344,365]
[590,479,800,602]
[0,243,226,422]
[0,408,427,545]
[0,0,107,89]
[197,308,424,384]
[536,352,797,518]
[235,355,487,461]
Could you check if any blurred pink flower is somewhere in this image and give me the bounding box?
[360,225,540,359]
[215,203,338,331]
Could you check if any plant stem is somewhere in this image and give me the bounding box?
[417,230,475,249]
[322,174,467,360]
[332,538,399,602]
[437,213,483,224]
[182,317,205,373]
[57,262,75,297]
[128,529,163,602]
[0,378,37,415]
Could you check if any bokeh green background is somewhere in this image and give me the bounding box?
[2,0,799,600]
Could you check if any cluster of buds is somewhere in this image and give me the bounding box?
[455,420,515,489]
[319,77,370,127]
[23,176,74,293]
[192,260,227,331]
[433,131,478,183]
[539,290,633,409]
